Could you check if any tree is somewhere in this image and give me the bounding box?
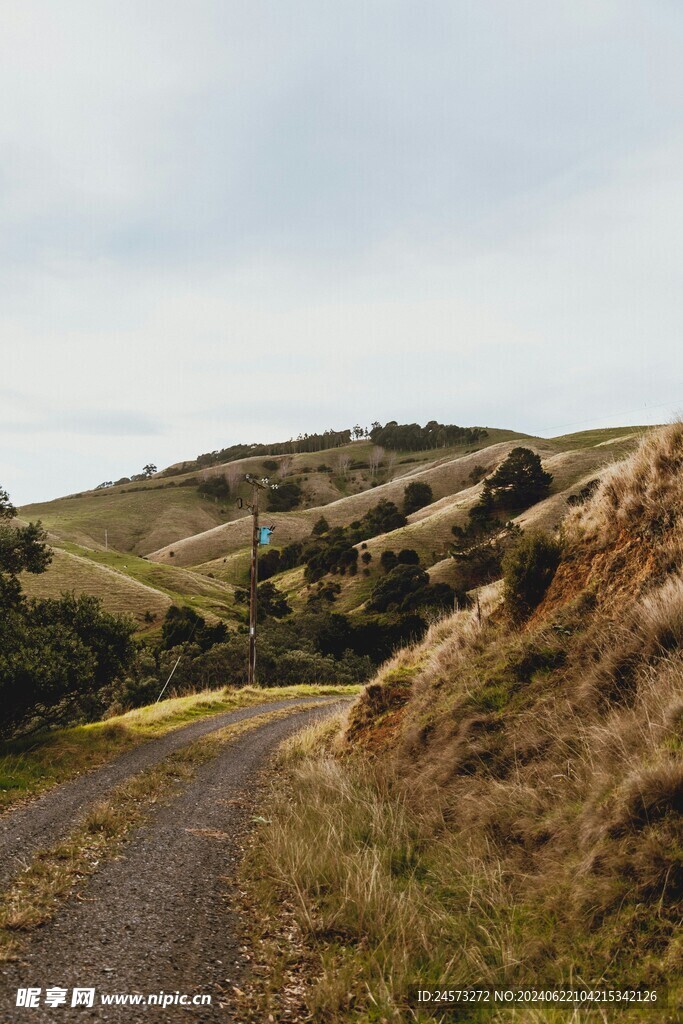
[380,550,398,574]
[268,480,302,512]
[161,605,229,651]
[1,484,137,737]
[397,548,420,566]
[0,486,51,607]
[403,481,433,515]
[502,530,561,620]
[278,456,294,479]
[143,464,157,478]
[487,448,553,510]
[368,564,429,612]
[312,516,330,536]
[369,446,384,475]
[198,475,229,499]
[256,581,292,620]
[335,453,351,477]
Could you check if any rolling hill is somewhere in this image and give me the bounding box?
[18,423,651,629]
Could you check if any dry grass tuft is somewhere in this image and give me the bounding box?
[239,425,683,1022]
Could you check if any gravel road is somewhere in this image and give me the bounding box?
[0,696,338,892]
[0,700,346,1022]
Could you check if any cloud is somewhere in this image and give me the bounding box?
[1,2,683,503]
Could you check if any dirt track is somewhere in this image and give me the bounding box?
[0,700,347,1022]
[0,696,337,892]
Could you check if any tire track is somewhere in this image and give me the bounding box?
[0,696,344,891]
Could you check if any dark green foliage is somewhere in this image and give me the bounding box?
[268,480,302,511]
[307,581,342,610]
[397,548,420,566]
[0,485,143,736]
[161,605,228,651]
[256,580,292,620]
[279,543,303,571]
[258,548,281,581]
[32,593,136,688]
[468,479,496,527]
[381,549,420,574]
[369,563,455,615]
[380,550,398,574]
[360,499,407,536]
[312,516,330,536]
[197,475,230,499]
[369,420,487,451]
[368,565,429,612]
[361,551,372,565]
[299,500,406,584]
[262,459,278,471]
[0,593,137,738]
[403,481,433,515]
[502,531,562,620]
[450,521,521,599]
[468,464,487,484]
[487,448,553,510]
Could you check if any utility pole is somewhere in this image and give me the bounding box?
[245,474,278,686]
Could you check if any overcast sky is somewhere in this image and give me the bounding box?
[3,1,683,504]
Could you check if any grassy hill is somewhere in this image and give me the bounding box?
[242,423,683,1022]
[18,424,650,629]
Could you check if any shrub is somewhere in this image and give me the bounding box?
[397,548,420,566]
[502,531,561,620]
[403,481,434,515]
[312,516,330,536]
[268,480,302,512]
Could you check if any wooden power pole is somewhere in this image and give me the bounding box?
[245,474,277,686]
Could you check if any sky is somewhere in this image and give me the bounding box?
[2,1,683,504]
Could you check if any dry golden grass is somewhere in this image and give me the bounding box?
[239,425,683,1023]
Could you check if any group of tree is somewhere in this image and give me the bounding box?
[450,447,553,603]
[165,428,356,476]
[368,564,455,614]
[403,480,433,514]
[300,500,408,583]
[160,418,489,478]
[96,464,157,490]
[150,607,428,692]
[0,486,137,738]
[369,420,487,451]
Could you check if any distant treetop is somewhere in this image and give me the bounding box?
[369,420,487,451]
[157,420,488,477]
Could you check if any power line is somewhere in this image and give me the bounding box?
[535,391,683,437]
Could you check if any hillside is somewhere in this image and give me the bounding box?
[19,424,648,630]
[246,423,683,1021]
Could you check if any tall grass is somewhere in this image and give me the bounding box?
[243,426,683,1022]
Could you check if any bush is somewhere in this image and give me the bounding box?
[369,565,430,612]
[502,531,561,620]
[403,481,433,515]
[396,548,420,566]
[269,480,302,511]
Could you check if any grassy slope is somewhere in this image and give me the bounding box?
[0,684,359,814]
[243,424,682,1022]
[17,426,650,625]
[19,547,173,625]
[21,483,229,556]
